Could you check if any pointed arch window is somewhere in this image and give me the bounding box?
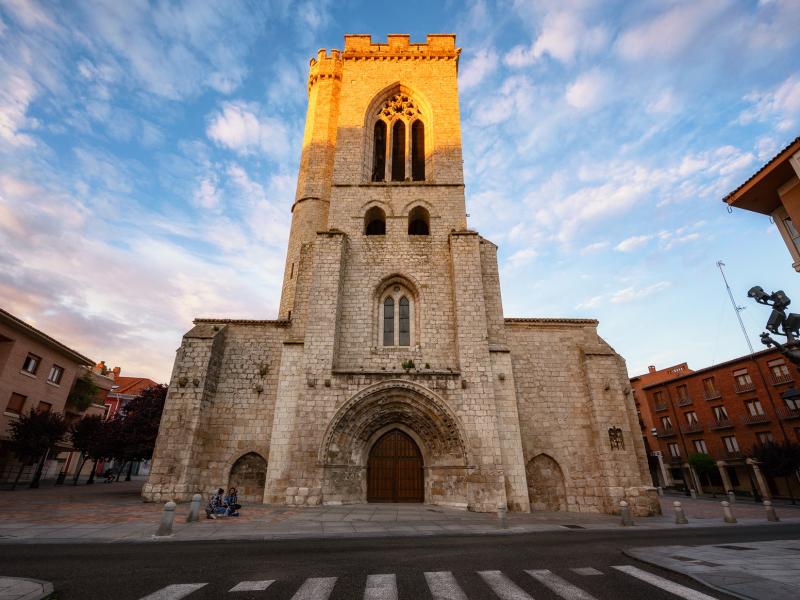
[398,296,410,346]
[365,206,386,235]
[383,297,394,346]
[372,120,386,182]
[391,121,405,182]
[411,120,425,181]
[408,206,430,235]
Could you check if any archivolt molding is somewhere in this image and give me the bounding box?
[363,82,433,129]
[373,272,422,302]
[319,379,468,466]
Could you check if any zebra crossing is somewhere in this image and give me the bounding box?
[137,564,720,600]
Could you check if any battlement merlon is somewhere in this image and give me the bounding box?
[309,34,460,68]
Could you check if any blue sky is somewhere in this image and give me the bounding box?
[1,0,799,382]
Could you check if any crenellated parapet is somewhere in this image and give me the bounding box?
[308,49,343,91]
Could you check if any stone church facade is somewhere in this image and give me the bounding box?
[143,34,659,516]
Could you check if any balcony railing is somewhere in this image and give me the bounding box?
[703,389,722,401]
[742,413,770,425]
[709,418,735,430]
[676,396,692,407]
[777,406,800,420]
[655,426,677,437]
[734,381,756,393]
[725,450,745,459]
[654,403,668,412]
[680,422,704,434]
[770,372,794,386]
[668,455,682,464]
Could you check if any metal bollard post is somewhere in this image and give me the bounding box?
[689,489,697,499]
[186,494,202,523]
[497,504,508,529]
[156,501,177,536]
[763,500,780,522]
[727,491,736,505]
[619,500,634,526]
[657,486,664,496]
[673,501,688,524]
[721,500,737,524]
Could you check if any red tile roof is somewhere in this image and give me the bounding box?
[110,375,159,397]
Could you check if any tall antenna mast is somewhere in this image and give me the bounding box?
[717,260,755,355]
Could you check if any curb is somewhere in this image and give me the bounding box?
[0,576,54,600]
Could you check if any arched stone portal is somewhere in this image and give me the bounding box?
[526,454,567,511]
[319,380,469,507]
[229,452,267,503]
[367,429,424,502]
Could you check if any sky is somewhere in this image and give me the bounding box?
[1,0,799,383]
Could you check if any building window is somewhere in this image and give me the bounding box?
[660,415,673,429]
[653,390,664,404]
[364,206,386,235]
[398,296,410,346]
[733,368,753,391]
[745,399,765,416]
[786,396,800,411]
[372,120,387,181]
[685,411,699,425]
[36,401,52,414]
[47,365,64,385]
[713,405,729,421]
[782,216,800,253]
[676,385,689,400]
[411,120,425,181]
[379,283,415,347]
[667,443,680,457]
[391,120,406,181]
[756,431,774,445]
[6,393,26,415]
[408,206,430,235]
[21,353,40,375]
[608,427,625,450]
[693,439,708,454]
[383,297,394,346]
[722,436,739,453]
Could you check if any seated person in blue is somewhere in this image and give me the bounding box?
[224,487,241,517]
[205,488,227,519]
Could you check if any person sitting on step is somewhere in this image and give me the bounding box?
[224,487,241,517]
[205,488,227,519]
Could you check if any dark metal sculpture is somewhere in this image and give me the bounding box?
[747,286,800,366]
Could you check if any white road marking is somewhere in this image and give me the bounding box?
[364,574,397,600]
[139,584,207,600]
[478,570,535,600]
[571,568,603,576]
[229,580,275,592]
[290,577,338,600]
[527,570,598,600]
[424,571,469,600]
[612,565,719,600]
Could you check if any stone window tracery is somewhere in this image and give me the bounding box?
[379,284,414,347]
[369,92,425,183]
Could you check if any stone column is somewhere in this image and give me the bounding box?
[657,453,672,487]
[716,460,733,493]
[746,458,772,500]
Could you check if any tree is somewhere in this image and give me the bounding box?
[750,441,800,504]
[688,452,718,496]
[66,372,100,412]
[114,385,167,480]
[69,415,103,485]
[8,408,67,489]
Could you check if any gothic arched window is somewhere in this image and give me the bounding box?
[372,120,386,182]
[379,283,415,347]
[399,296,410,346]
[365,206,386,235]
[408,206,430,235]
[411,120,425,181]
[391,121,405,182]
[383,297,394,346]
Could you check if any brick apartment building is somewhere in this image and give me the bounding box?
[0,308,111,483]
[635,348,800,499]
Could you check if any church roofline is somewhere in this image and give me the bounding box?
[504,317,599,325]
[193,318,291,326]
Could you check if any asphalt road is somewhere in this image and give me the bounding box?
[5,525,800,599]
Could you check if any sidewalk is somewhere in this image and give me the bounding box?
[1,481,799,544]
[0,576,53,600]
[626,539,800,600]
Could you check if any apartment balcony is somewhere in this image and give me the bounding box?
[676,396,692,407]
[734,381,756,393]
[668,455,683,465]
[742,413,771,425]
[725,450,745,460]
[709,418,735,430]
[655,426,677,438]
[770,372,794,386]
[680,422,704,434]
[703,389,722,401]
[654,403,668,412]
[777,407,800,420]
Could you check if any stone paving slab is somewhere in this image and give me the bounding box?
[624,539,800,600]
[0,577,53,600]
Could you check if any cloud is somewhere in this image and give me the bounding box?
[581,241,610,255]
[206,101,291,160]
[460,47,499,90]
[0,70,38,146]
[192,176,221,210]
[738,74,800,131]
[610,281,671,304]
[565,69,610,110]
[504,9,607,66]
[615,235,652,252]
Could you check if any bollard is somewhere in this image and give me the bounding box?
[727,491,736,505]
[764,500,780,522]
[156,501,177,536]
[497,504,508,529]
[186,494,202,523]
[657,486,664,496]
[689,489,697,499]
[721,500,737,524]
[673,501,688,525]
[619,500,634,526]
